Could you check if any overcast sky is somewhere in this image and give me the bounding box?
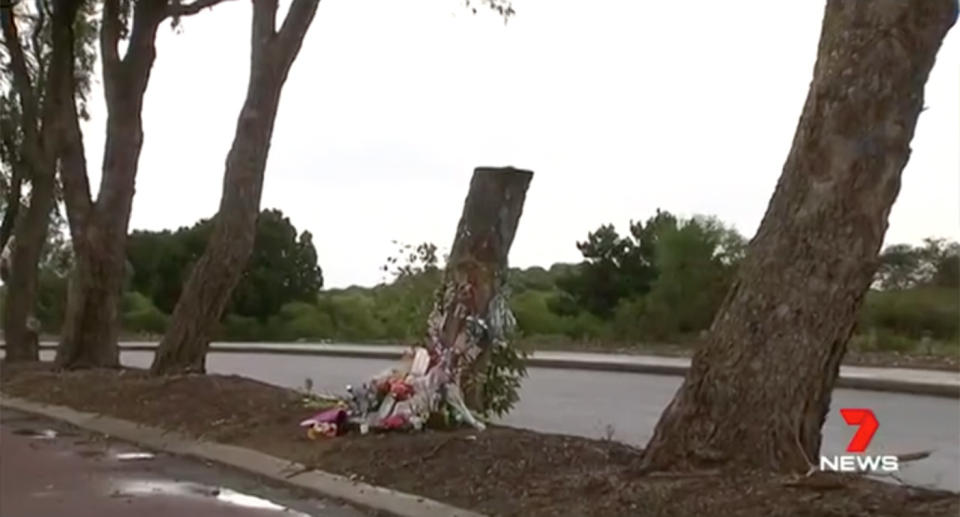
[77,0,960,288]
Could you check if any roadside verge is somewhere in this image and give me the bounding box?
[2,366,957,517]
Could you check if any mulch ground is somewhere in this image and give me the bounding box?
[2,362,957,517]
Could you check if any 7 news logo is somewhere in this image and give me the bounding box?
[819,408,899,473]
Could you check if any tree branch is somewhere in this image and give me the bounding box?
[276,0,320,63]
[99,0,122,90]
[113,0,166,104]
[122,0,160,65]
[0,4,40,148]
[58,82,93,234]
[166,0,230,18]
[48,0,92,235]
[252,0,278,44]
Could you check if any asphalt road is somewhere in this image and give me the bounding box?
[0,409,367,517]
[29,349,960,492]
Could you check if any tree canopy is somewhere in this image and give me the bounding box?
[875,238,959,290]
[126,208,323,321]
[554,209,745,321]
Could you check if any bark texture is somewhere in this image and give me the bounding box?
[0,0,78,361]
[55,0,166,368]
[425,166,533,411]
[2,175,53,361]
[56,0,225,368]
[151,0,320,375]
[640,0,957,473]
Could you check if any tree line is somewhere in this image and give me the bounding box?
[4,207,954,356]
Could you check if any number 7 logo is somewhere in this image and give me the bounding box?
[840,408,879,453]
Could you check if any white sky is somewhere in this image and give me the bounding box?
[78,0,960,288]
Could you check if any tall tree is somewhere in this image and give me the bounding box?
[630,216,745,339]
[0,0,93,360]
[556,209,676,317]
[873,238,959,290]
[931,240,960,288]
[227,209,323,320]
[151,0,321,374]
[874,243,923,290]
[55,0,225,369]
[640,0,957,473]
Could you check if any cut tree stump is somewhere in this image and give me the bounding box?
[425,166,534,412]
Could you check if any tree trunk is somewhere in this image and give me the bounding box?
[56,91,151,369]
[151,0,320,375]
[2,173,54,361]
[1,0,80,362]
[640,0,957,474]
[54,221,124,368]
[150,78,283,374]
[55,0,166,369]
[425,166,533,412]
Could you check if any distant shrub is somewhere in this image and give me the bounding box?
[563,311,611,340]
[859,288,958,340]
[510,290,569,336]
[852,329,918,353]
[317,293,385,341]
[121,292,169,334]
[221,314,264,341]
[272,301,335,340]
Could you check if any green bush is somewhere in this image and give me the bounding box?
[123,307,169,334]
[859,288,959,340]
[510,290,569,336]
[121,291,155,313]
[35,271,69,331]
[273,301,335,340]
[563,311,610,340]
[221,314,264,341]
[851,329,920,353]
[480,341,527,418]
[545,291,580,317]
[120,292,169,334]
[369,273,439,341]
[612,296,647,340]
[318,292,385,341]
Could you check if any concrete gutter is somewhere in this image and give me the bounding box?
[0,395,485,517]
[22,341,960,399]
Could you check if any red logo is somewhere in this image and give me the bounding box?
[839,408,879,453]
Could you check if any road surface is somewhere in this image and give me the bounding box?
[27,349,960,492]
[0,409,367,517]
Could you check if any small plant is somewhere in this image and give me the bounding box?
[479,340,528,418]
